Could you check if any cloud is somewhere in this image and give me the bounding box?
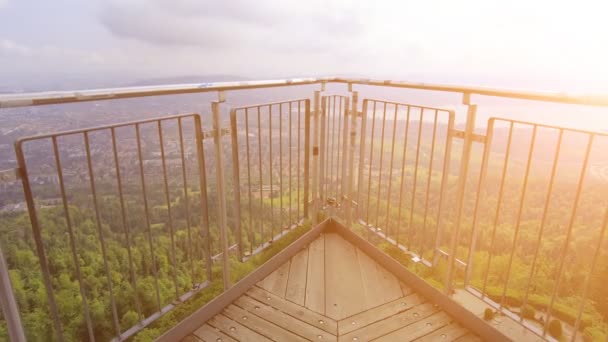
[0,39,31,56]
[3,0,607,90]
[0,0,6,8]
[0,39,105,64]
[98,0,367,52]
[0,38,114,78]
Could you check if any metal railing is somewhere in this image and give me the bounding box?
[1,77,607,341]
[12,114,212,341]
[464,118,608,340]
[354,100,455,265]
[229,99,311,260]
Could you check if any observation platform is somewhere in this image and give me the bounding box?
[163,220,506,342]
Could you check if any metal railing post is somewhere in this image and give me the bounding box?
[194,115,214,282]
[311,91,321,224]
[212,94,231,289]
[464,119,494,285]
[229,109,243,261]
[0,245,26,342]
[444,93,476,295]
[340,96,350,219]
[303,99,311,218]
[356,99,369,222]
[345,89,358,227]
[318,95,327,214]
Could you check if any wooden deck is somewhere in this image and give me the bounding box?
[181,233,480,341]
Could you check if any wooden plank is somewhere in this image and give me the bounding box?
[374,258,403,304]
[338,302,438,342]
[373,311,452,341]
[356,248,386,309]
[325,233,365,319]
[223,304,308,342]
[248,286,338,335]
[331,220,511,342]
[338,293,424,335]
[305,233,325,314]
[158,220,329,342]
[414,322,468,341]
[285,247,309,305]
[257,259,291,298]
[234,295,336,341]
[400,282,414,296]
[208,313,271,341]
[192,324,237,342]
[453,333,482,342]
[180,335,202,342]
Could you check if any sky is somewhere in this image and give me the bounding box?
[1,0,608,91]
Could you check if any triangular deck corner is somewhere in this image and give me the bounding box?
[161,219,508,342]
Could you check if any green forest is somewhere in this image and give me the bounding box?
[0,176,292,341]
[352,158,608,341]
[2,168,607,341]
[1,126,608,341]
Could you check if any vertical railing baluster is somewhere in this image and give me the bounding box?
[111,127,143,321]
[521,130,562,311]
[212,100,231,289]
[297,101,302,219]
[336,96,343,197]
[345,91,358,228]
[303,99,311,218]
[319,96,327,210]
[193,115,213,282]
[481,122,514,296]
[330,96,337,198]
[500,125,537,309]
[244,109,254,255]
[311,92,321,224]
[230,109,243,261]
[395,106,412,246]
[384,104,399,239]
[325,97,331,198]
[432,112,455,266]
[289,102,293,226]
[340,97,350,219]
[158,121,181,299]
[374,102,388,229]
[84,131,121,336]
[135,124,162,310]
[177,118,196,284]
[366,101,378,228]
[52,136,94,340]
[407,108,424,250]
[15,139,64,341]
[418,110,438,257]
[356,99,368,225]
[543,134,594,337]
[257,107,265,244]
[572,206,608,341]
[279,103,284,230]
[269,105,274,239]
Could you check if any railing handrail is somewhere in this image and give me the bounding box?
[2,77,608,108]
